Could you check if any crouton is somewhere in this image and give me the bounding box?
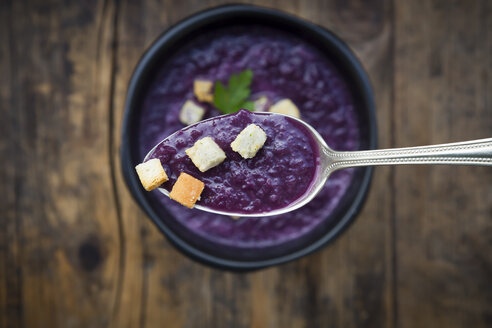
[269,99,300,118]
[169,172,205,208]
[193,79,214,103]
[253,96,269,112]
[179,100,205,125]
[230,124,267,159]
[135,158,169,191]
[185,137,226,172]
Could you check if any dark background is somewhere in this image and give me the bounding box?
[0,0,491,327]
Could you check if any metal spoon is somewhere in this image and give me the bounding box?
[145,113,492,217]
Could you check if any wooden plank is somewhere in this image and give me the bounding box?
[111,1,395,327]
[0,2,23,328]
[0,0,123,326]
[394,0,492,327]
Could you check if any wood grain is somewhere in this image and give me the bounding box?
[0,0,490,327]
[1,0,122,326]
[0,3,20,327]
[393,0,492,327]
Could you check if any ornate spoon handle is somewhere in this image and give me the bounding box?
[325,138,492,171]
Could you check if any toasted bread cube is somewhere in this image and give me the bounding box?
[269,99,300,118]
[179,100,205,125]
[185,137,226,172]
[230,124,267,159]
[169,172,205,208]
[135,158,168,191]
[193,79,214,103]
[253,96,269,112]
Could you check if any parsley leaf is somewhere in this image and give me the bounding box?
[213,69,254,114]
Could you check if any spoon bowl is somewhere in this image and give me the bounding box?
[145,112,492,217]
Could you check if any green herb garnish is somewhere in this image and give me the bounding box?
[213,69,254,114]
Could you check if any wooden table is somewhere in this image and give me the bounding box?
[1,0,490,327]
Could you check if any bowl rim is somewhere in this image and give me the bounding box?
[120,4,377,271]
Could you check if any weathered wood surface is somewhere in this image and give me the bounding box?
[0,0,490,327]
[394,1,492,327]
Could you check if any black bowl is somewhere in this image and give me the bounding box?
[121,4,377,271]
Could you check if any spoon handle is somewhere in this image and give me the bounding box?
[327,138,492,171]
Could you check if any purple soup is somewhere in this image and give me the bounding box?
[138,26,360,248]
[147,110,319,213]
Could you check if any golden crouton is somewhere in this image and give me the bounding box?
[193,79,214,103]
[135,158,169,191]
[169,172,205,208]
[269,99,300,118]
